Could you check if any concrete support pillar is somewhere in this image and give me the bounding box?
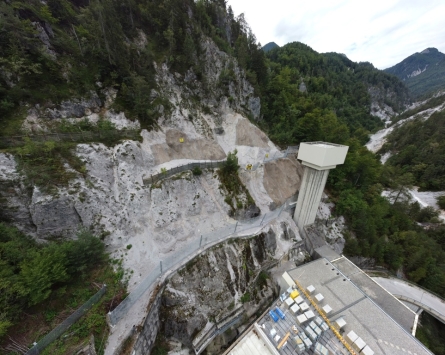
[292,142,349,233]
[293,166,329,230]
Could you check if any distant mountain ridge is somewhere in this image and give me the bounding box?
[262,42,279,52]
[384,48,445,98]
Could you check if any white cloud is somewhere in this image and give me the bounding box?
[227,0,445,68]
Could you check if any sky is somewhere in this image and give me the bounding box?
[227,0,445,69]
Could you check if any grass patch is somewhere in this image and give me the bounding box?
[192,166,202,176]
[217,150,255,214]
[12,138,85,194]
[36,264,126,355]
[0,106,28,137]
[416,311,445,355]
[151,334,170,355]
[257,271,269,289]
[240,292,251,303]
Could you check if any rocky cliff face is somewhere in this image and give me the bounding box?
[161,229,280,349]
[368,85,409,123]
[0,35,302,293]
[151,37,261,133]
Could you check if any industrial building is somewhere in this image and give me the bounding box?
[224,257,432,355]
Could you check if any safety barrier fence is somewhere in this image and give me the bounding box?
[143,146,300,186]
[143,160,226,186]
[0,129,140,148]
[393,295,445,324]
[25,285,107,355]
[365,267,445,305]
[108,203,291,326]
[192,258,283,354]
[263,145,299,163]
[110,146,301,325]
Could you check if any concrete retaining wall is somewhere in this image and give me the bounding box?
[133,286,165,355]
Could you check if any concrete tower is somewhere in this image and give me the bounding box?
[293,142,349,231]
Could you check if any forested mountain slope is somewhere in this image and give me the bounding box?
[260,42,410,146]
[380,95,445,190]
[385,48,445,99]
[256,43,445,304]
[0,0,267,132]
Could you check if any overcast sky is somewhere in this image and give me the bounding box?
[227,0,445,69]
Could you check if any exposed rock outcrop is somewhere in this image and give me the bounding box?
[160,231,279,349]
[368,85,410,121]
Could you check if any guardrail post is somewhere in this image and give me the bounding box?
[260,214,266,226]
[199,235,203,247]
[278,204,284,218]
[234,222,238,232]
[160,260,162,273]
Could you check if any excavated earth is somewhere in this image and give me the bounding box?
[263,157,303,206]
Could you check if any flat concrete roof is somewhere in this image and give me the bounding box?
[314,245,341,262]
[331,257,417,334]
[227,324,278,355]
[298,142,349,169]
[226,299,350,355]
[287,258,432,355]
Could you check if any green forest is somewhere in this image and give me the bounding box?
[0,0,445,353]
[258,43,445,299]
[0,0,267,132]
[381,108,445,190]
[0,224,127,352]
[256,41,444,303]
[260,42,409,145]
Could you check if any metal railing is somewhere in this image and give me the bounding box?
[0,129,140,148]
[365,267,445,303]
[143,160,226,186]
[263,145,299,163]
[108,203,290,326]
[143,145,300,186]
[25,285,107,355]
[110,146,301,326]
[393,295,445,324]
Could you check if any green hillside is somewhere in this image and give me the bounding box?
[259,45,445,304]
[385,48,445,98]
[260,42,410,146]
[0,0,267,131]
[381,103,445,190]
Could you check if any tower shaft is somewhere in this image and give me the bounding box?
[293,166,329,230]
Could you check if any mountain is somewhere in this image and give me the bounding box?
[262,41,279,52]
[1,2,444,353]
[377,93,445,190]
[384,48,445,98]
[260,42,411,145]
